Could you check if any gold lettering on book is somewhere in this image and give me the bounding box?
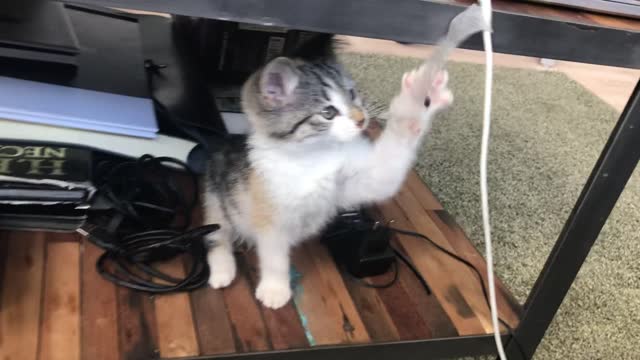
[0,158,11,174]
[16,159,66,176]
[0,145,69,176]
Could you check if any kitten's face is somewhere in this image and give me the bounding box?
[243,57,369,143]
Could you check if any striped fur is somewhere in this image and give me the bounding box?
[204,35,453,309]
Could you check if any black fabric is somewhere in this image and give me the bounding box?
[0,1,78,52]
[0,5,148,97]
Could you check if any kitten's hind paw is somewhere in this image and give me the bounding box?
[256,279,292,309]
[208,249,237,289]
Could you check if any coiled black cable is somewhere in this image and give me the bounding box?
[77,57,231,294]
[79,154,219,293]
[85,225,218,293]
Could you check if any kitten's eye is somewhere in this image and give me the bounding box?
[349,89,357,100]
[321,105,339,120]
[424,97,431,108]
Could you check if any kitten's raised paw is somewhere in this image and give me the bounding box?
[389,68,453,136]
[401,68,453,111]
[256,279,292,309]
[207,249,237,289]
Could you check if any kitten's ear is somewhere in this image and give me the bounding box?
[259,57,299,108]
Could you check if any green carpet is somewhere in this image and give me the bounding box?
[341,53,640,359]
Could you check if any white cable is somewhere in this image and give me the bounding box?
[413,3,504,357]
[477,1,507,359]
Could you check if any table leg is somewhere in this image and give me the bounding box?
[505,80,640,359]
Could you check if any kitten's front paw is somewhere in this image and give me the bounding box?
[208,249,237,289]
[389,68,453,136]
[255,279,292,309]
[401,68,453,111]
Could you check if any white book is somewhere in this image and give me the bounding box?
[0,118,198,163]
[0,76,157,138]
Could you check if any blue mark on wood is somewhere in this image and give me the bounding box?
[290,266,303,292]
[290,266,316,346]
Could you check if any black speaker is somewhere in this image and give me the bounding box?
[0,0,43,21]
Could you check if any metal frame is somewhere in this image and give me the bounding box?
[174,334,510,360]
[61,1,640,359]
[67,0,640,69]
[176,83,640,360]
[505,80,640,359]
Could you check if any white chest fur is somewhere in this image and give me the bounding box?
[248,137,368,240]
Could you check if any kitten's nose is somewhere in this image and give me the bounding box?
[350,108,365,127]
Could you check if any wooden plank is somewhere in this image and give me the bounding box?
[430,210,522,329]
[188,198,236,355]
[81,239,120,360]
[117,281,159,360]
[398,194,493,333]
[390,188,498,334]
[370,205,458,338]
[460,0,640,32]
[188,257,236,356]
[400,174,521,331]
[368,206,458,339]
[585,11,640,31]
[291,241,370,345]
[0,231,46,360]
[366,268,432,340]
[38,236,81,360]
[379,198,489,335]
[244,252,309,350]
[405,171,443,210]
[154,258,200,357]
[488,0,637,30]
[221,254,271,352]
[391,240,458,338]
[189,287,236,356]
[0,232,9,311]
[341,272,401,342]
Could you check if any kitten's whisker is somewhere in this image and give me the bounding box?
[364,100,389,118]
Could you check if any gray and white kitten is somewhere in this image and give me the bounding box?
[205,35,452,309]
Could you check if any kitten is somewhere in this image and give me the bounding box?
[204,35,452,309]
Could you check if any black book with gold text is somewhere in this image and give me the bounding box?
[0,142,94,204]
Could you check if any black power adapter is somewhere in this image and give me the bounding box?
[321,209,395,278]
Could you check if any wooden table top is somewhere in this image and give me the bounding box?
[0,171,521,360]
[469,0,640,31]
